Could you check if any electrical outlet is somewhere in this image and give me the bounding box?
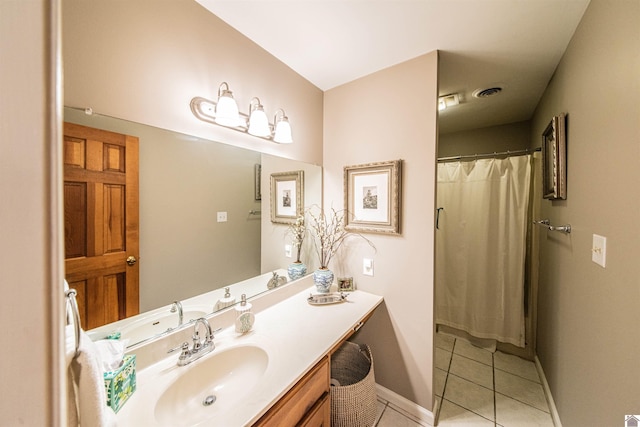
[592,234,606,268]
[363,258,374,276]
[216,211,227,222]
[284,244,292,258]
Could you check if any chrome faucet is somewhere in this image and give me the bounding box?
[170,300,184,326]
[168,317,219,366]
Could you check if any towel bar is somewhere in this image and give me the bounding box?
[533,219,571,234]
[65,289,81,358]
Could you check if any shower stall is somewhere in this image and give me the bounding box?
[435,149,542,359]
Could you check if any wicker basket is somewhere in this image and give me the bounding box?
[330,341,377,427]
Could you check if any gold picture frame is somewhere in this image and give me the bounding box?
[344,160,402,234]
[542,113,567,200]
[270,170,304,224]
[337,277,354,292]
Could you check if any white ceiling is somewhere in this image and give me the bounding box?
[197,0,590,134]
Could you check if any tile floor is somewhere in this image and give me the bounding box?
[372,332,555,427]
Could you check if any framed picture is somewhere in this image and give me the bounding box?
[270,170,304,224]
[542,113,567,200]
[344,160,402,234]
[254,164,262,201]
[337,277,354,292]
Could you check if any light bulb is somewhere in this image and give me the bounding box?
[274,115,292,144]
[248,103,270,137]
[215,83,241,127]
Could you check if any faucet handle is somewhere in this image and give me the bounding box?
[177,342,191,363]
[205,327,223,352]
[168,341,190,354]
[192,330,204,350]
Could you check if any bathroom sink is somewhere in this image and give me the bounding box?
[121,309,208,345]
[154,344,269,426]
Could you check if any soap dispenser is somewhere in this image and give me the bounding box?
[234,294,255,334]
[215,287,236,311]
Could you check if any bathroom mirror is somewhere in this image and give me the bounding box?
[64,108,322,346]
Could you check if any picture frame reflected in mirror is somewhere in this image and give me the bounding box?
[270,170,304,224]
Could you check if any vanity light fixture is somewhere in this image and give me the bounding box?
[190,82,293,144]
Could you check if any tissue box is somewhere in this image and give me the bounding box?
[103,354,136,413]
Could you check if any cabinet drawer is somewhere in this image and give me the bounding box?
[255,356,330,427]
[299,393,330,427]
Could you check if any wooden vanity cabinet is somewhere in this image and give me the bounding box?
[254,356,330,427]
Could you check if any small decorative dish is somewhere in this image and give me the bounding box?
[307,292,348,306]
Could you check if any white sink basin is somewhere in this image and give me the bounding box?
[122,310,208,345]
[154,344,269,426]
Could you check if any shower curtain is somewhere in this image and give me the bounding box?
[435,155,531,347]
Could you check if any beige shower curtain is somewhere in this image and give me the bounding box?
[435,155,532,347]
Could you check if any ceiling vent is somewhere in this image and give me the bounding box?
[473,87,503,98]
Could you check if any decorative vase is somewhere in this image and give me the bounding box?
[287,262,307,280]
[313,268,334,294]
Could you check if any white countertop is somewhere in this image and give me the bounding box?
[115,287,383,426]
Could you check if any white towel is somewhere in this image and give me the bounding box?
[65,279,81,426]
[69,330,116,427]
[66,324,79,427]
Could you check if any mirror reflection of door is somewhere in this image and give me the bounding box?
[63,122,139,329]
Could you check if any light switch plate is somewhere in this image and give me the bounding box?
[592,234,606,268]
[217,211,227,222]
[284,244,292,258]
[363,258,374,276]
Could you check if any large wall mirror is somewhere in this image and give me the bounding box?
[64,108,322,347]
[62,0,323,348]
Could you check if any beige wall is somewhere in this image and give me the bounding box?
[324,52,439,412]
[63,0,323,166]
[1,1,62,425]
[438,120,531,158]
[532,0,640,424]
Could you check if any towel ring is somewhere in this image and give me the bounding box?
[65,289,81,358]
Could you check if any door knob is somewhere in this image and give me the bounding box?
[126,255,137,266]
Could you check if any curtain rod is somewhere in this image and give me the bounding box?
[437,147,541,163]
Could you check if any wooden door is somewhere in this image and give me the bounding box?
[63,122,139,330]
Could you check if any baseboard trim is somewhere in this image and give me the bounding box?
[535,356,562,427]
[376,384,437,426]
